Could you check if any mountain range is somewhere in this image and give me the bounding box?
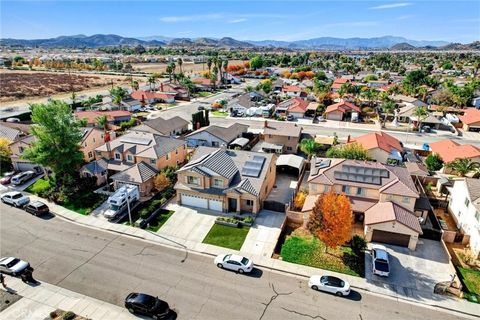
[0,34,467,50]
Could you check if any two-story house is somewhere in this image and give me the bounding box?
[350,132,404,164]
[93,131,187,195]
[304,158,422,250]
[175,147,276,214]
[275,97,309,119]
[260,121,302,154]
[429,139,480,173]
[448,178,480,258]
[282,85,303,97]
[185,123,248,148]
[132,116,189,137]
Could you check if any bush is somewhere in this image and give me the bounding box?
[50,311,59,319]
[350,235,367,256]
[425,154,444,171]
[362,106,374,113]
[62,311,76,320]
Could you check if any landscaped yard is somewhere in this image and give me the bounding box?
[146,209,174,232]
[25,178,51,194]
[280,228,365,277]
[203,224,250,250]
[211,111,228,117]
[458,267,480,303]
[197,91,212,97]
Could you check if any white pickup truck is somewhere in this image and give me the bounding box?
[372,244,390,277]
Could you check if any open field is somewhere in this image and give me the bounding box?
[0,69,131,103]
[131,59,249,74]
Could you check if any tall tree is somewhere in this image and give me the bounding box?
[0,138,12,170]
[326,143,371,160]
[23,101,85,184]
[412,106,428,132]
[177,58,183,74]
[446,158,480,177]
[299,139,323,159]
[109,86,127,107]
[131,80,139,91]
[308,190,353,252]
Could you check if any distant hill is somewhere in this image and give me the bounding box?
[439,41,480,51]
[0,34,165,48]
[390,42,417,50]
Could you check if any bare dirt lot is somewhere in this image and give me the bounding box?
[132,59,248,74]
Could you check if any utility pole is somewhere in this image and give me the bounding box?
[127,193,132,226]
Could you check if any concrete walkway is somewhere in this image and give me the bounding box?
[0,276,135,320]
[7,191,479,318]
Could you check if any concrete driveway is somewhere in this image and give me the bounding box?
[365,239,455,300]
[266,173,298,204]
[158,203,218,246]
[10,173,45,191]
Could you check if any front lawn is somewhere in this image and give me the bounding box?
[197,91,212,97]
[203,224,250,250]
[280,228,364,277]
[211,111,228,117]
[146,209,174,232]
[25,178,52,194]
[61,193,106,215]
[459,267,480,297]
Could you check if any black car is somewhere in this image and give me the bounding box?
[125,293,170,319]
[24,201,49,216]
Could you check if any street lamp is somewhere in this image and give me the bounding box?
[126,193,133,226]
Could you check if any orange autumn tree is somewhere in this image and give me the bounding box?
[308,190,352,252]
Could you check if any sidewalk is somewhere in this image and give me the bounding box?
[0,276,134,320]
[17,193,480,318]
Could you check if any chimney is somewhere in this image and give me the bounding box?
[160,83,164,92]
[347,135,351,143]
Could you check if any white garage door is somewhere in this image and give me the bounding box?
[208,199,223,212]
[181,194,208,209]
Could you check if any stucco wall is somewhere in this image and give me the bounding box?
[365,221,419,250]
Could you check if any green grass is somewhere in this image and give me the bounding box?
[25,178,52,194]
[280,229,364,277]
[62,193,106,215]
[146,210,174,232]
[459,267,480,297]
[203,224,250,250]
[197,91,212,97]
[211,111,228,117]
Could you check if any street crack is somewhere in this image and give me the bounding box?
[281,308,327,320]
[259,283,293,320]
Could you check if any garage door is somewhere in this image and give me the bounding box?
[371,230,410,247]
[208,199,223,212]
[181,194,208,209]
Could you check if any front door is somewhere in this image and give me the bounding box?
[228,198,237,212]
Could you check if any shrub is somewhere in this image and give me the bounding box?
[350,235,367,256]
[362,106,374,113]
[62,311,76,320]
[50,311,59,319]
[425,154,444,171]
[243,216,254,224]
[293,191,307,211]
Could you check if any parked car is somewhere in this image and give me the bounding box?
[125,293,170,319]
[1,191,30,207]
[317,116,326,122]
[214,254,253,273]
[197,105,205,111]
[308,275,351,296]
[11,171,35,185]
[0,171,17,185]
[24,201,49,216]
[372,244,390,277]
[0,257,30,276]
[286,115,294,121]
[421,125,431,133]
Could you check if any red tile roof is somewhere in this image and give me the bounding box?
[131,90,175,101]
[282,85,302,92]
[278,97,309,113]
[75,110,131,124]
[459,108,480,125]
[352,132,402,153]
[331,78,349,90]
[429,139,480,163]
[325,100,361,114]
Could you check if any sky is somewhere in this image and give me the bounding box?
[1,1,479,43]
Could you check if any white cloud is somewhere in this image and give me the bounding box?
[159,13,223,23]
[228,18,247,24]
[395,14,414,20]
[370,3,411,10]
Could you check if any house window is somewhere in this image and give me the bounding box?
[212,141,219,147]
[187,176,200,185]
[324,185,330,192]
[84,142,87,147]
[246,200,254,206]
[287,147,292,151]
[402,197,410,204]
[342,185,350,194]
[213,179,224,188]
[19,146,24,153]
[93,138,96,143]
[127,154,133,162]
[150,159,156,165]
[101,170,107,176]
[356,187,365,196]
[88,151,93,159]
[269,134,272,138]
[464,197,470,207]
[166,153,170,160]
[288,136,291,140]
[114,153,121,160]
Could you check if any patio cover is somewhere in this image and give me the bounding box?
[276,154,306,170]
[229,137,249,148]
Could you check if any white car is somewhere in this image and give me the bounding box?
[214,254,254,273]
[308,275,351,296]
[372,244,390,277]
[11,171,35,185]
[0,257,30,276]
[1,191,30,207]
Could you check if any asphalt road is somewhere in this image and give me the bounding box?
[0,204,470,320]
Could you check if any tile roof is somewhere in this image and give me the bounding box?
[309,158,419,198]
[0,124,21,141]
[277,97,309,113]
[111,161,158,184]
[352,132,402,153]
[179,148,238,179]
[429,139,480,163]
[365,201,422,234]
[465,178,480,211]
[133,116,188,136]
[325,100,361,114]
[131,90,176,101]
[282,85,302,92]
[75,110,131,124]
[301,194,377,213]
[82,158,108,174]
[331,78,349,90]
[405,162,429,177]
[186,123,248,144]
[459,108,480,125]
[263,121,302,137]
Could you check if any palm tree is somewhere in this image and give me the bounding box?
[207,57,213,73]
[299,139,322,159]
[177,58,183,74]
[147,76,156,90]
[165,64,173,83]
[222,59,229,84]
[70,91,77,105]
[95,115,108,131]
[446,158,480,177]
[131,80,139,91]
[210,66,218,90]
[381,100,396,127]
[412,106,428,132]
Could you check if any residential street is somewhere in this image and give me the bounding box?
[0,204,471,320]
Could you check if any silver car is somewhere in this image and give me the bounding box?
[0,257,30,276]
[308,275,351,296]
[11,171,35,185]
[1,191,30,207]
